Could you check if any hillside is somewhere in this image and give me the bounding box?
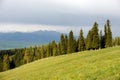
[0,46,120,80]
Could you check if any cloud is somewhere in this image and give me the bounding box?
[0,0,120,17]
[50,0,120,16]
[0,0,119,37]
[0,24,119,37]
[0,24,91,36]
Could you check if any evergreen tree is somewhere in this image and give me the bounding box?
[53,46,58,56]
[24,49,30,64]
[40,45,45,58]
[67,30,76,53]
[65,35,68,54]
[0,58,3,71]
[99,30,105,49]
[105,20,112,47]
[9,57,15,69]
[78,29,85,51]
[37,46,42,59]
[41,45,47,58]
[51,40,58,56]
[3,54,10,71]
[57,42,61,55]
[46,43,52,57]
[114,37,120,46]
[91,22,99,49]
[60,34,66,55]
[76,38,79,52]
[86,30,92,50]
[104,24,107,44]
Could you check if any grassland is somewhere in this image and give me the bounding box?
[0,46,120,80]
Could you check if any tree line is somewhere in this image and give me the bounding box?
[0,20,119,72]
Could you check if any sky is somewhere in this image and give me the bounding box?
[0,0,120,36]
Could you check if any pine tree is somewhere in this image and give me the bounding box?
[99,30,105,49]
[57,42,61,55]
[67,30,76,53]
[3,54,10,71]
[46,43,52,57]
[9,57,15,69]
[86,30,92,50]
[40,45,45,58]
[24,49,30,64]
[78,29,85,51]
[91,22,99,49]
[114,37,120,46]
[60,34,66,55]
[65,35,68,54]
[104,24,107,44]
[51,40,58,56]
[53,46,58,56]
[105,20,112,47]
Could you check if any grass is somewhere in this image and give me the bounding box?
[0,46,120,80]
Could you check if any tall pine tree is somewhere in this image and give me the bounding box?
[105,20,112,47]
[60,34,66,55]
[51,40,58,56]
[91,22,99,49]
[78,29,85,51]
[67,30,76,53]
[24,49,30,64]
[86,30,92,50]
[3,54,10,71]
[99,30,105,49]
[57,42,61,55]
[65,35,68,54]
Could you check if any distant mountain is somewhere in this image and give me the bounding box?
[0,30,61,50]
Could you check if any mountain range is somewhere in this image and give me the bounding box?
[0,31,61,50]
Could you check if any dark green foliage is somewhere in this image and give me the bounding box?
[105,20,112,47]
[13,49,24,67]
[24,49,30,64]
[99,30,105,49]
[46,43,52,57]
[78,29,85,51]
[10,57,15,69]
[91,22,99,49]
[27,47,34,62]
[86,30,92,50]
[0,58,3,71]
[40,45,47,58]
[104,25,107,44]
[51,40,58,56]
[64,35,68,54]
[60,34,66,55]
[3,54,10,71]
[67,31,76,53]
[57,42,61,55]
[113,37,120,46]
[86,22,99,50]
[53,47,58,56]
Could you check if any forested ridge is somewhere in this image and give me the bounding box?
[0,20,120,72]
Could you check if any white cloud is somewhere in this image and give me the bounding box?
[0,24,91,36]
[0,24,119,37]
[0,24,56,32]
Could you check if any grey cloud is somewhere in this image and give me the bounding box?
[0,0,120,37]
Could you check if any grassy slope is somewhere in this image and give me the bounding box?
[0,46,120,80]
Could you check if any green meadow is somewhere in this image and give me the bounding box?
[0,46,120,80]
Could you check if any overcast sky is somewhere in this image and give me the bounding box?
[0,0,120,36]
